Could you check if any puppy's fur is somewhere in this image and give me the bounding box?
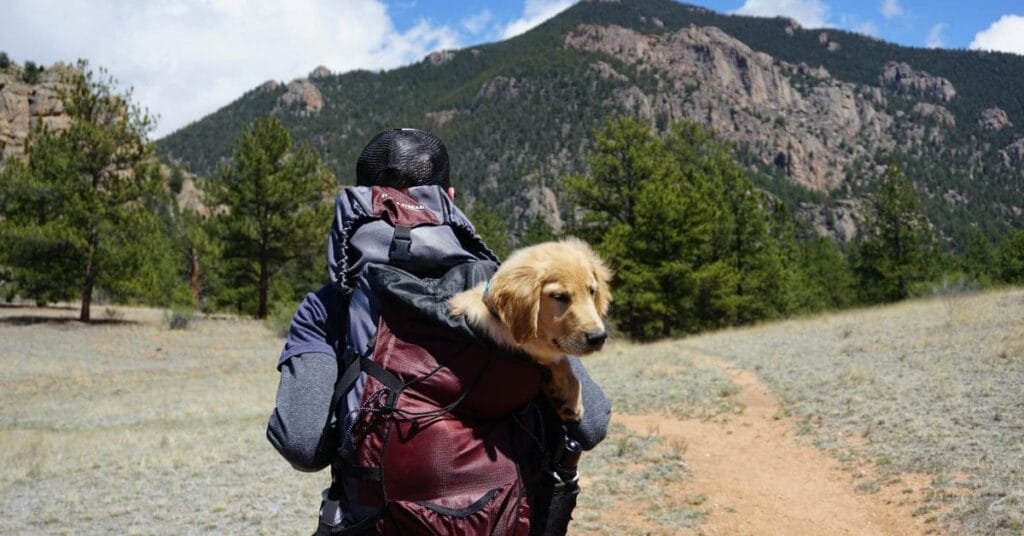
[449,238,612,421]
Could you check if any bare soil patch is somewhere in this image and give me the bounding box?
[610,356,939,535]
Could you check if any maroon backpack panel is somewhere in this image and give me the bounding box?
[347,292,544,535]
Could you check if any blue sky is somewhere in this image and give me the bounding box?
[384,0,1024,51]
[2,0,1021,138]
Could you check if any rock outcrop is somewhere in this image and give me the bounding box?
[1,62,76,160]
[912,102,955,129]
[276,79,323,115]
[565,23,899,192]
[175,175,208,217]
[424,109,459,128]
[818,32,841,51]
[1000,138,1024,168]
[783,18,801,36]
[477,76,520,101]
[309,65,332,79]
[424,50,455,65]
[979,107,1011,131]
[879,61,956,102]
[798,199,866,241]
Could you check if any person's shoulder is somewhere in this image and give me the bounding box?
[310,283,340,308]
[277,284,344,368]
[302,283,349,317]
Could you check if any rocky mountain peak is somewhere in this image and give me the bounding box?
[275,78,323,116]
[424,50,455,65]
[879,61,956,102]
[309,65,332,79]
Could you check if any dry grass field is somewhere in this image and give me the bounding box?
[685,288,1024,535]
[1,288,1022,534]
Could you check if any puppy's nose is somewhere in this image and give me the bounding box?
[585,330,608,348]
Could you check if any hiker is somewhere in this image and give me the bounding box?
[266,128,611,535]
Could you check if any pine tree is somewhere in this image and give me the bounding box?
[998,229,1024,285]
[205,117,335,318]
[467,202,512,260]
[666,122,791,328]
[21,61,42,84]
[0,61,176,321]
[796,237,857,310]
[568,116,694,339]
[567,117,808,339]
[855,163,939,302]
[519,214,557,247]
[961,229,998,286]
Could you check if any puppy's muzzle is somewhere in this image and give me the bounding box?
[585,329,608,351]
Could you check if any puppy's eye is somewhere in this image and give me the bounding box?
[550,292,570,303]
[589,287,596,296]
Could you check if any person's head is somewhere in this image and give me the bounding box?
[356,128,455,199]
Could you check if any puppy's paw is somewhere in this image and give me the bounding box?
[545,358,584,423]
[447,290,471,317]
[554,397,584,422]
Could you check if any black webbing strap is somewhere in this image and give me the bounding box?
[332,355,405,412]
[338,461,382,482]
[331,356,364,412]
[388,225,413,263]
[357,356,404,408]
[331,354,403,422]
[315,508,386,536]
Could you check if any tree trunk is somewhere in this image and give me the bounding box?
[257,254,269,319]
[80,227,99,322]
[189,248,201,307]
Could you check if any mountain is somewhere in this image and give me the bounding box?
[0,61,76,161]
[155,0,1024,245]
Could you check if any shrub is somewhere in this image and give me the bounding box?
[0,52,11,70]
[164,306,195,330]
[263,301,295,338]
[102,307,125,322]
[22,61,42,84]
[999,229,1024,285]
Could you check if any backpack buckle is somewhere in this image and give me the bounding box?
[389,226,413,263]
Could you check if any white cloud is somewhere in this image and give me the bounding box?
[733,0,829,29]
[502,0,575,39]
[880,0,904,20]
[854,21,880,37]
[0,0,461,138]
[969,15,1024,55]
[925,23,948,48]
[462,9,493,35]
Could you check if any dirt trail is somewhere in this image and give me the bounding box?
[612,356,940,536]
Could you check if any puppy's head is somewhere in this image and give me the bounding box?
[484,238,612,358]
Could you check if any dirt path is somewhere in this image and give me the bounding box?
[611,356,941,536]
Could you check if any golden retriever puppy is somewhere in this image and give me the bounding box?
[449,238,612,421]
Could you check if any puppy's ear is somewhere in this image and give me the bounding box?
[591,256,613,317]
[485,264,540,344]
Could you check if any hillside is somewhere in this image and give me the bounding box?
[154,0,1024,244]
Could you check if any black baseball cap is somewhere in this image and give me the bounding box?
[355,128,450,188]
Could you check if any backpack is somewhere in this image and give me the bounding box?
[322,185,551,535]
